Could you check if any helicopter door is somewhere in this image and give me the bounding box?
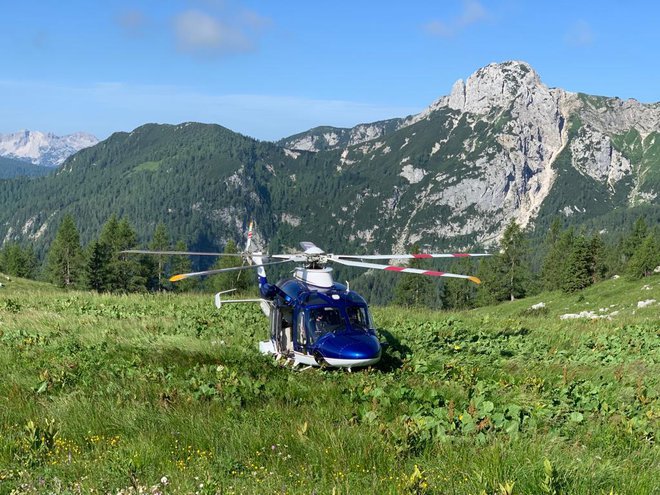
[281,307,294,354]
[271,306,293,355]
[271,306,282,352]
[296,310,308,353]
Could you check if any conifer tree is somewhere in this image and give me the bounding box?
[113,218,146,292]
[206,240,252,294]
[622,217,648,261]
[541,218,564,290]
[561,233,592,293]
[47,214,84,287]
[86,240,112,292]
[588,233,607,283]
[170,240,195,291]
[95,215,146,292]
[442,257,476,309]
[393,244,436,308]
[150,222,170,291]
[0,243,36,279]
[627,234,659,279]
[480,220,530,302]
[475,257,498,306]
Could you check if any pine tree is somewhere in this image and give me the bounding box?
[588,233,607,283]
[47,214,84,288]
[170,240,195,292]
[627,234,659,279]
[393,244,436,308]
[95,215,146,292]
[113,218,146,292]
[481,220,531,302]
[622,217,648,261]
[0,243,36,279]
[561,233,592,293]
[86,240,112,292]
[541,218,564,290]
[99,214,121,251]
[442,257,476,309]
[150,222,170,291]
[206,240,252,294]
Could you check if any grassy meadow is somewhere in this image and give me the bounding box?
[0,273,658,494]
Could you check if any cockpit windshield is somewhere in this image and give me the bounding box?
[305,305,373,343]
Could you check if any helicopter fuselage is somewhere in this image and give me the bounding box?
[257,273,381,369]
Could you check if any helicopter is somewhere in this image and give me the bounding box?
[124,222,489,370]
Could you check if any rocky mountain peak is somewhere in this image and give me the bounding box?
[0,130,99,167]
[446,61,546,114]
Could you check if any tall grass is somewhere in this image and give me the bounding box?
[0,274,658,494]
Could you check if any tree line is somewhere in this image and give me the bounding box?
[0,214,252,294]
[1,214,657,305]
[393,217,660,309]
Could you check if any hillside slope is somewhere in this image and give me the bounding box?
[0,274,657,493]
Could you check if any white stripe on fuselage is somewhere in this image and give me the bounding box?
[259,341,380,368]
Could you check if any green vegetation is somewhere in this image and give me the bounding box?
[133,160,163,173]
[0,156,51,179]
[0,274,657,493]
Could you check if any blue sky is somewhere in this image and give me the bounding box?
[1,0,658,141]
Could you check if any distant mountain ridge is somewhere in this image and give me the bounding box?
[0,61,658,258]
[0,130,98,167]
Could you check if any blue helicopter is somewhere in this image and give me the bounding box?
[127,223,488,370]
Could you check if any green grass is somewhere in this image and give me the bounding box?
[0,274,658,494]
[132,160,162,173]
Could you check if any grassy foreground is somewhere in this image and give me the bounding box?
[0,274,658,494]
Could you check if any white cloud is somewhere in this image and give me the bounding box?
[117,9,147,37]
[174,8,268,57]
[423,0,487,37]
[564,20,594,47]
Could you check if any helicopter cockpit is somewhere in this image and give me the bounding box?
[300,304,375,344]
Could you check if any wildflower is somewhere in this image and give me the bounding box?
[160,476,169,485]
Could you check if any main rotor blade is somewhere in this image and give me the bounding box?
[335,253,490,260]
[270,254,307,261]
[330,257,481,284]
[169,259,292,282]
[121,249,244,257]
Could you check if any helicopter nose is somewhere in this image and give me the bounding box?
[316,334,381,360]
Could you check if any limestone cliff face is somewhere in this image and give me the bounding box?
[428,61,574,234]
[279,61,658,249]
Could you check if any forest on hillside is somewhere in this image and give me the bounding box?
[2,212,658,310]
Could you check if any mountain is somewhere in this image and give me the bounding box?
[276,118,404,152]
[0,156,52,179]
[0,130,98,167]
[278,61,659,249]
[0,61,658,259]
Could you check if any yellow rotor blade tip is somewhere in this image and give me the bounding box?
[468,276,481,285]
[169,274,186,282]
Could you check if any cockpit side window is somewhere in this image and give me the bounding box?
[347,305,372,330]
